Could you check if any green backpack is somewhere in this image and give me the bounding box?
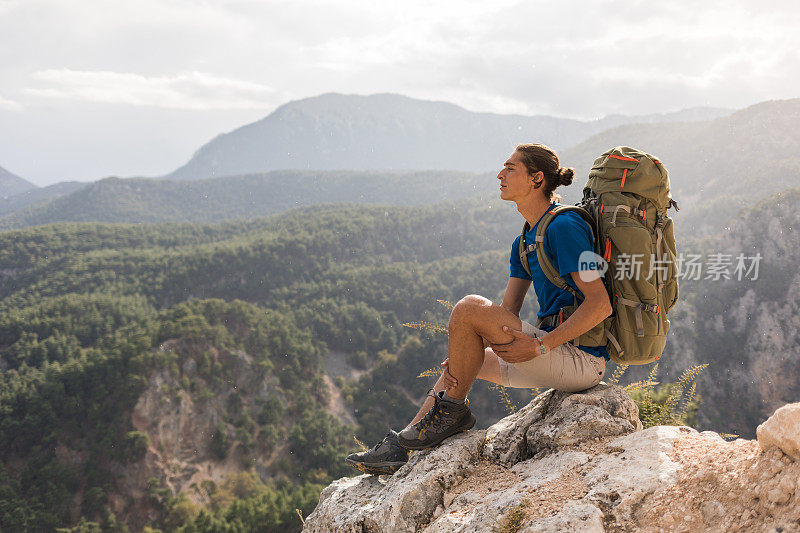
[518,146,679,365]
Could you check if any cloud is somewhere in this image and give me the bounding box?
[24,69,281,110]
[6,0,799,119]
[3,0,800,185]
[347,0,800,118]
[0,93,22,111]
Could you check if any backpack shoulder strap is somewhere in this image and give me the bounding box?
[518,204,561,278]
[518,220,537,278]
[534,206,596,303]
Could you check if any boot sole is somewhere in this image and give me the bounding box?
[345,458,407,476]
[397,415,476,451]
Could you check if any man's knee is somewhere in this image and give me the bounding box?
[450,294,492,326]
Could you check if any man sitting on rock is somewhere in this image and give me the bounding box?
[346,144,612,475]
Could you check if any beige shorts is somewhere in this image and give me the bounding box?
[497,320,606,392]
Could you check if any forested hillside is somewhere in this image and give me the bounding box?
[0,181,85,217]
[0,297,340,531]
[0,199,530,531]
[1,186,797,530]
[3,99,796,238]
[559,98,800,234]
[657,187,800,438]
[0,170,494,230]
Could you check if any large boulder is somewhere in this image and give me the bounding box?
[304,384,642,532]
[303,428,486,533]
[757,402,800,460]
[483,384,642,465]
[304,386,800,532]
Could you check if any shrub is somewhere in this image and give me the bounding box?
[122,431,150,462]
[210,423,230,459]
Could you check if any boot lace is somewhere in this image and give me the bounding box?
[411,389,439,435]
[371,432,393,451]
[412,390,465,436]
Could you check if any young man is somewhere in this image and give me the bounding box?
[346,143,611,475]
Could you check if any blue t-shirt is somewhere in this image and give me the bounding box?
[510,203,609,360]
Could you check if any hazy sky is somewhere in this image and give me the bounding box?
[1,0,799,186]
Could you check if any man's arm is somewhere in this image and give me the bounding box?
[501,277,531,316]
[478,277,531,349]
[539,270,612,350]
[492,271,611,361]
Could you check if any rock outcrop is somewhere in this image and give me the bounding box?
[108,339,287,529]
[659,188,800,439]
[758,403,800,461]
[304,385,800,532]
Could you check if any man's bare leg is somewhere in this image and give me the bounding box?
[405,294,522,426]
[407,347,502,425]
[345,298,512,472]
[446,294,522,399]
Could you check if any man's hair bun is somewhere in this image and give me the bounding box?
[514,143,574,199]
[557,167,575,186]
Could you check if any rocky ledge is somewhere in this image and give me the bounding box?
[303,384,800,532]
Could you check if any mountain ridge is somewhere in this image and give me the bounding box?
[0,180,85,216]
[0,170,497,230]
[3,98,794,237]
[559,98,800,210]
[163,92,733,181]
[0,165,37,198]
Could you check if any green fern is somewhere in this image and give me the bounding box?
[436,299,455,311]
[606,363,629,386]
[403,321,448,335]
[624,363,709,428]
[403,300,454,336]
[667,364,709,414]
[489,383,518,415]
[622,363,660,395]
[417,367,443,378]
[353,435,369,452]
[674,382,696,422]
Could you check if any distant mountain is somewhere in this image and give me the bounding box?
[0,165,37,198]
[559,99,800,210]
[3,98,792,234]
[163,93,732,181]
[0,170,497,230]
[599,106,736,126]
[0,181,85,216]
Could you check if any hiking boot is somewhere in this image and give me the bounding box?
[397,391,476,450]
[345,430,410,476]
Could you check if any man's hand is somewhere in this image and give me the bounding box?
[441,358,458,389]
[490,325,547,363]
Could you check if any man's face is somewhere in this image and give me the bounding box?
[498,151,541,201]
